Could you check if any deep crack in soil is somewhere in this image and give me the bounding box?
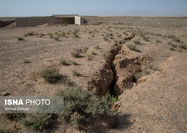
[88,34,151,97]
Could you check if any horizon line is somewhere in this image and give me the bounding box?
[0,15,187,18]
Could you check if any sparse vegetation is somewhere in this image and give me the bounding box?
[170,47,176,51]
[127,44,141,52]
[39,33,45,37]
[134,39,144,45]
[54,36,60,41]
[168,34,181,42]
[40,68,62,83]
[73,33,79,38]
[71,51,81,58]
[92,51,97,55]
[60,59,71,66]
[163,53,170,57]
[117,34,122,38]
[47,32,53,37]
[71,61,79,65]
[72,71,82,77]
[144,70,150,75]
[23,114,57,132]
[5,113,26,121]
[92,22,103,25]
[149,65,159,71]
[0,129,9,133]
[133,72,143,82]
[103,36,108,41]
[156,40,162,43]
[25,31,35,36]
[94,45,101,50]
[156,33,162,37]
[140,33,150,42]
[23,59,31,64]
[133,40,140,45]
[58,87,115,128]
[168,42,177,48]
[87,54,93,61]
[179,43,187,49]
[63,78,76,87]
[72,29,80,38]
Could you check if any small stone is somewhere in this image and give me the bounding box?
[113,103,120,112]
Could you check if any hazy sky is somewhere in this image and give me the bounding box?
[0,0,187,17]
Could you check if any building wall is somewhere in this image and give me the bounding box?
[16,16,53,27]
[75,16,81,25]
[0,21,15,27]
[54,17,74,24]
[15,15,82,27]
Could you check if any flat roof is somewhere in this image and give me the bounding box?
[53,14,79,18]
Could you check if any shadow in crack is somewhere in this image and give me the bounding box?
[80,114,133,133]
[113,114,133,130]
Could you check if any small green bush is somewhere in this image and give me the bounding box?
[23,114,57,131]
[170,47,176,51]
[140,34,149,42]
[71,61,79,65]
[92,22,103,25]
[40,68,61,83]
[73,33,79,38]
[71,51,81,58]
[58,87,115,128]
[27,31,35,36]
[87,54,93,61]
[179,43,187,49]
[133,72,143,82]
[149,65,158,71]
[60,59,71,66]
[168,34,180,42]
[54,36,60,41]
[23,59,31,64]
[5,113,26,121]
[92,51,97,55]
[134,40,144,45]
[133,40,140,45]
[72,71,82,77]
[156,40,162,43]
[62,79,76,87]
[168,42,177,48]
[127,44,141,53]
[0,129,8,133]
[40,33,45,37]
[95,45,101,50]
[144,70,150,75]
[103,36,108,41]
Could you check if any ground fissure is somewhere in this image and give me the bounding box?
[88,34,152,97]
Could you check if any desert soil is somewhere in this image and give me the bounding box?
[0,17,187,133]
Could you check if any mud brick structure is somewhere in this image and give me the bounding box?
[16,16,53,27]
[15,14,82,27]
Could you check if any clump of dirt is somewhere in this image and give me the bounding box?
[112,56,151,95]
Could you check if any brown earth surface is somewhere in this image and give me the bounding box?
[0,17,187,133]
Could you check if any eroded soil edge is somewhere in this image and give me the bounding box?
[89,34,151,96]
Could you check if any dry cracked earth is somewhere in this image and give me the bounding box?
[0,18,187,133]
